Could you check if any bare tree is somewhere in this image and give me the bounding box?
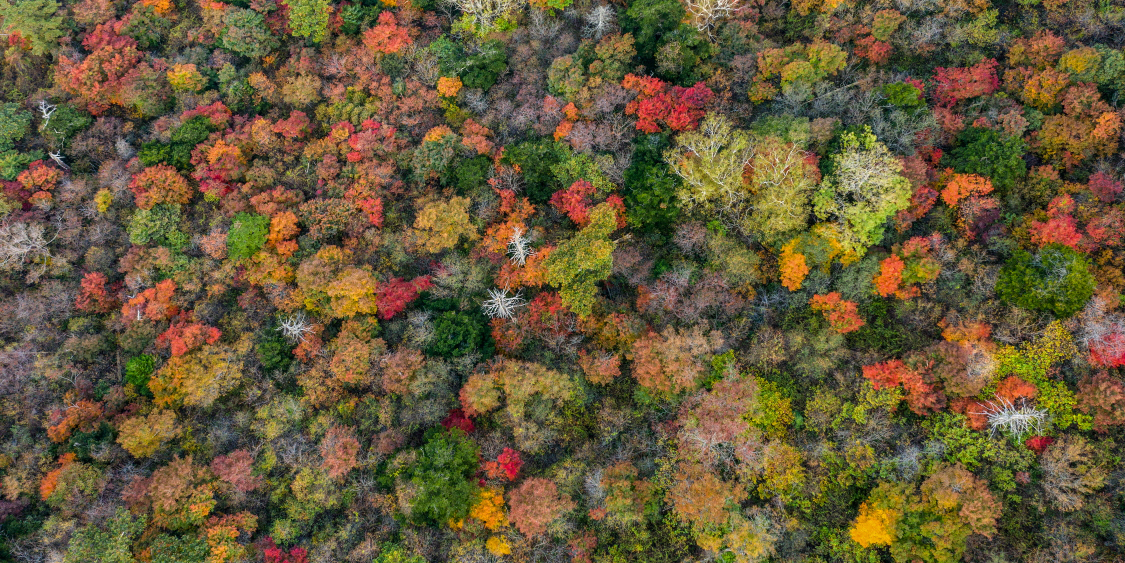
[0,221,54,276]
[684,0,740,36]
[37,99,56,126]
[482,287,526,319]
[507,226,534,266]
[974,397,1047,438]
[582,5,616,40]
[1041,436,1107,512]
[278,312,314,342]
[440,0,524,34]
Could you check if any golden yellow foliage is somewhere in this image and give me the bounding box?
[485,535,512,556]
[167,63,206,92]
[142,0,175,14]
[325,266,379,318]
[778,240,809,291]
[117,409,180,458]
[470,488,509,531]
[437,76,463,98]
[412,197,480,253]
[423,125,455,143]
[149,337,251,408]
[849,502,899,547]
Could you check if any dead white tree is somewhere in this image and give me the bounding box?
[975,397,1048,438]
[583,5,616,40]
[684,0,741,36]
[48,150,68,170]
[0,221,53,268]
[507,226,533,266]
[482,287,525,318]
[441,0,524,34]
[37,100,56,127]
[278,312,314,342]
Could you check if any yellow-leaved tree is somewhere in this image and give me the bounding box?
[149,336,252,409]
[116,409,180,458]
[412,196,480,253]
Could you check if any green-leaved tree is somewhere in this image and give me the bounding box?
[544,202,617,317]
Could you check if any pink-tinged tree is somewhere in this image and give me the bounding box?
[320,425,360,479]
[210,450,264,493]
[628,326,723,396]
[508,477,575,537]
[1078,372,1125,430]
[675,376,761,466]
[1088,171,1123,203]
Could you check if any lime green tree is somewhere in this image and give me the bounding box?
[286,0,332,43]
[813,127,911,258]
[666,113,755,223]
[544,202,617,317]
[226,212,269,260]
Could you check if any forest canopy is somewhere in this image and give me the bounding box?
[1,0,1125,562]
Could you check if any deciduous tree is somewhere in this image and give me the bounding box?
[508,477,575,537]
[544,202,618,317]
[813,127,911,257]
[628,326,723,395]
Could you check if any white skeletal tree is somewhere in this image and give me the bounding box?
[507,227,534,266]
[583,5,616,39]
[482,287,526,319]
[0,221,53,267]
[975,397,1048,438]
[278,312,314,342]
[684,0,740,36]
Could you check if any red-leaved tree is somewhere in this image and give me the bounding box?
[622,74,714,133]
[375,276,433,320]
[156,314,221,357]
[809,292,865,334]
[550,180,596,226]
[483,448,523,481]
[862,359,945,415]
[75,272,118,313]
[932,59,999,106]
